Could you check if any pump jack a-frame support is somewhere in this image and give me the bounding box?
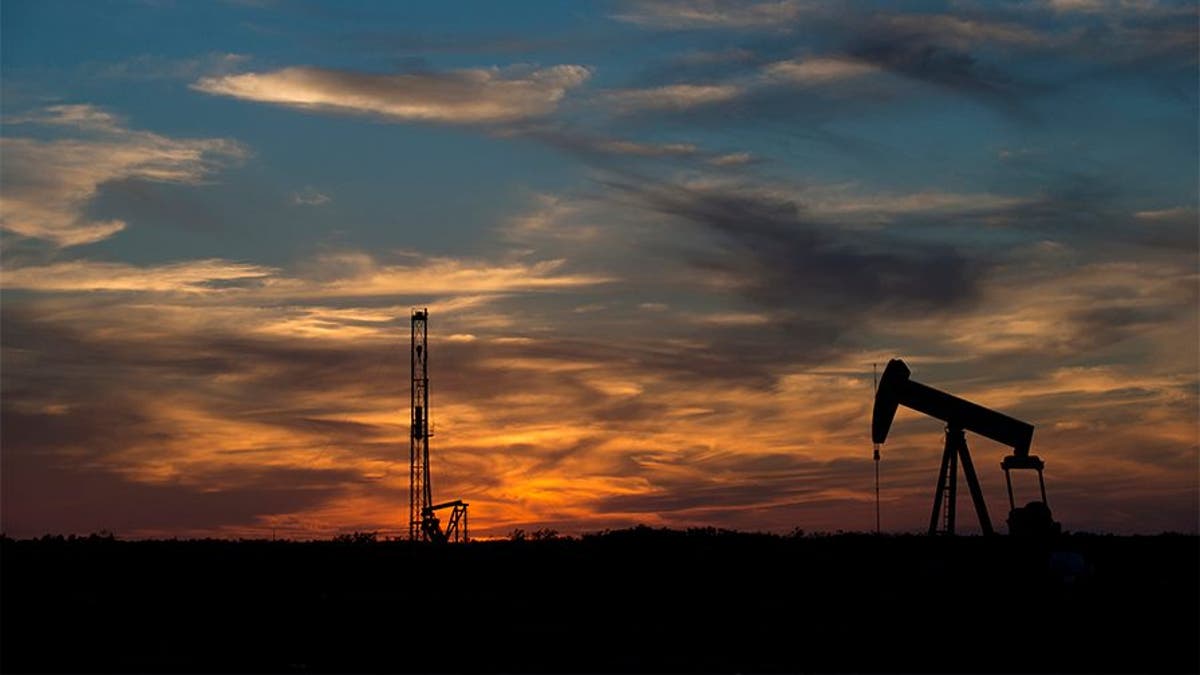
[929,426,993,536]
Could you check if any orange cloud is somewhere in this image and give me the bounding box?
[3,252,611,300]
[2,259,275,293]
[2,183,1195,539]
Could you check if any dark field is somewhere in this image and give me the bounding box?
[2,529,1197,674]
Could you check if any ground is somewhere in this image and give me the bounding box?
[2,529,1196,673]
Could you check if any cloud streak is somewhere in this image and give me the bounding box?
[194,64,592,124]
[603,177,989,318]
[0,105,245,247]
[612,0,810,30]
[762,56,881,84]
[2,253,612,298]
[603,83,744,112]
[291,186,331,206]
[2,259,275,294]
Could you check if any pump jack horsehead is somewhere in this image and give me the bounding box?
[872,359,1061,537]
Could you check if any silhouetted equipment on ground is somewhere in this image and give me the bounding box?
[873,363,881,535]
[409,309,468,542]
[872,359,1059,537]
[421,500,469,544]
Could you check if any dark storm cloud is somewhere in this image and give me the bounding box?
[846,40,1033,118]
[1068,305,1181,350]
[603,177,987,317]
[601,6,1045,122]
[606,2,1195,129]
[822,169,1199,259]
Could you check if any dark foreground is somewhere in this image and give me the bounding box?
[2,529,1197,674]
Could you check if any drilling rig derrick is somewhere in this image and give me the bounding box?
[409,309,469,543]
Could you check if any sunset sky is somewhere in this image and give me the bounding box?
[2,0,1196,539]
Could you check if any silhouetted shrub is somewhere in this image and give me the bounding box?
[332,531,377,544]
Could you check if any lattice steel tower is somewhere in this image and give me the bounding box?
[409,308,432,541]
[408,308,469,543]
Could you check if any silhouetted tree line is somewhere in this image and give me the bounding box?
[331,530,379,544]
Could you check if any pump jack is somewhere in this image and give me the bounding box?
[872,359,1060,536]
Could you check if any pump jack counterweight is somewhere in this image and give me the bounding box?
[872,359,1060,537]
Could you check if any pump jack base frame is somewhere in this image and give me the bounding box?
[928,429,1060,537]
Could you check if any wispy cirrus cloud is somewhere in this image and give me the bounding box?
[871,13,1059,50]
[612,0,811,30]
[509,126,762,171]
[1,259,276,294]
[597,53,901,118]
[800,186,1033,223]
[193,64,592,124]
[0,105,246,247]
[603,3,1195,127]
[90,52,250,81]
[708,152,755,166]
[603,83,744,113]
[587,139,699,157]
[276,252,613,298]
[1036,0,1195,19]
[510,126,703,160]
[761,56,881,84]
[291,186,331,206]
[1134,206,1197,224]
[2,251,611,298]
[9,104,127,132]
